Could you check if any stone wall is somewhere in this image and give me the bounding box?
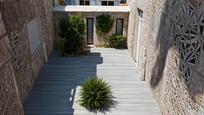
[54,11,129,46]
[127,0,204,114]
[0,0,54,114]
[0,11,24,115]
[127,0,149,79]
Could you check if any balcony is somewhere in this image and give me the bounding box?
[54,0,128,6]
[53,5,130,13]
[24,48,160,115]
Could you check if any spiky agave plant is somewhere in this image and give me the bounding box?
[79,77,113,113]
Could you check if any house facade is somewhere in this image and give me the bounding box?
[54,3,129,46]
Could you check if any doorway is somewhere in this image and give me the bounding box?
[87,18,94,45]
[135,9,143,66]
[116,18,124,35]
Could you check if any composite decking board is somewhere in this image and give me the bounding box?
[24,48,160,115]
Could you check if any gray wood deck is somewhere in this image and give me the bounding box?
[24,48,160,115]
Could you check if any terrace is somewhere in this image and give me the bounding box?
[24,48,160,115]
[23,1,160,114]
[1,0,204,115]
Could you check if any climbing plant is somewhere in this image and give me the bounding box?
[96,14,113,36]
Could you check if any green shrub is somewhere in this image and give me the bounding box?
[109,34,127,49]
[96,14,113,36]
[79,77,114,113]
[59,15,85,56]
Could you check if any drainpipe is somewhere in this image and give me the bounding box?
[43,43,48,63]
[140,49,147,81]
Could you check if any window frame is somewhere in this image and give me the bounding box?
[115,18,124,35]
[80,0,90,5]
[120,0,126,4]
[101,1,107,5]
[27,18,43,56]
[108,1,114,6]
[101,1,114,6]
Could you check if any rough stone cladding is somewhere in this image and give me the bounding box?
[0,0,54,114]
[0,12,24,115]
[54,12,129,46]
[128,0,204,114]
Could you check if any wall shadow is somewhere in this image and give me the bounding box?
[23,49,103,115]
[149,1,171,88]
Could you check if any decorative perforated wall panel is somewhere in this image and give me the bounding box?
[10,32,25,73]
[170,0,204,85]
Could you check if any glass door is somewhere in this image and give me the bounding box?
[87,18,94,44]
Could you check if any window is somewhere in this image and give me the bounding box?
[80,0,84,5]
[101,1,114,6]
[120,0,126,4]
[85,1,90,5]
[101,1,107,5]
[27,18,43,55]
[134,9,143,64]
[138,8,143,19]
[116,18,124,35]
[80,0,90,5]
[108,1,114,6]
